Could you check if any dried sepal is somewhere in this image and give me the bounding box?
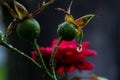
[56,8,68,14]
[56,1,74,22]
[14,0,28,19]
[74,14,95,28]
[65,0,74,22]
[32,0,55,16]
[75,28,83,52]
[66,0,73,14]
[4,19,19,40]
[2,1,18,18]
[65,14,74,22]
[76,28,83,45]
[50,0,55,3]
[56,8,74,22]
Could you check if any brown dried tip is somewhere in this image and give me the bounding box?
[2,1,18,18]
[3,19,19,40]
[32,0,55,16]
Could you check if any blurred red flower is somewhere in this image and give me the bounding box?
[32,39,96,74]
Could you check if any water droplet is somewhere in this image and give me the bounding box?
[21,52,24,55]
[76,45,82,52]
[9,45,13,48]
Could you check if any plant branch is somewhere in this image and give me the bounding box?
[49,37,62,80]
[31,39,54,79]
[0,40,42,70]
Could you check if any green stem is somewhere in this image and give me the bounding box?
[49,37,63,80]
[31,39,54,79]
[0,40,42,70]
[64,68,68,80]
[0,39,54,80]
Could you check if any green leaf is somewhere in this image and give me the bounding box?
[74,14,95,28]
[14,0,28,19]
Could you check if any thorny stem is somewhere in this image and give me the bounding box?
[0,39,54,79]
[31,39,54,79]
[0,40,42,71]
[49,37,63,80]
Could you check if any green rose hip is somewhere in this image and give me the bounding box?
[17,18,40,41]
[57,21,77,41]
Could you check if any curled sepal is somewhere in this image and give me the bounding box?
[74,14,95,28]
[4,19,19,40]
[65,0,74,22]
[75,29,83,52]
[14,0,28,19]
[56,8,74,22]
[65,14,74,23]
[2,1,18,18]
[76,28,83,45]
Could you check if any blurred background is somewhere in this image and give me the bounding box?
[0,0,119,80]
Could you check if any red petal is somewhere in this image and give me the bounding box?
[81,42,90,49]
[57,65,76,74]
[77,61,94,70]
[57,66,65,74]
[84,50,97,56]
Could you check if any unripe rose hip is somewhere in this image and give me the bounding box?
[57,21,77,41]
[17,18,40,41]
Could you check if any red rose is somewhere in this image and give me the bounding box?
[32,38,96,74]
